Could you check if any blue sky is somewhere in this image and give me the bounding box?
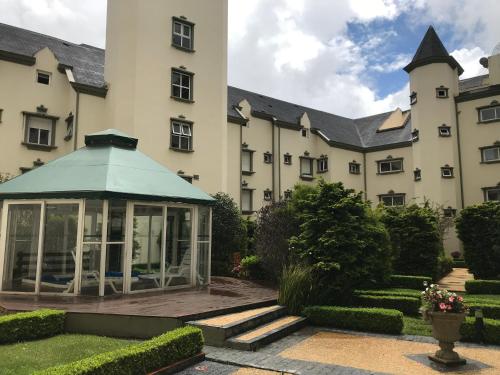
[0,0,497,118]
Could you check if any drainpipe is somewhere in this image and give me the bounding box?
[271,117,277,202]
[239,123,243,211]
[278,124,282,200]
[73,91,80,151]
[455,102,465,209]
[363,151,368,201]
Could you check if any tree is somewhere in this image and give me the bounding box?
[290,180,392,304]
[211,192,245,276]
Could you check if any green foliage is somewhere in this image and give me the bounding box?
[254,201,299,282]
[465,280,500,294]
[35,326,203,375]
[239,255,265,280]
[0,309,65,344]
[403,316,433,336]
[303,306,404,334]
[352,294,421,315]
[460,317,500,345]
[290,181,392,304]
[278,264,313,315]
[211,193,245,276]
[390,275,432,290]
[468,303,500,320]
[456,201,500,279]
[379,204,442,278]
[453,259,467,268]
[355,288,421,299]
[436,255,454,279]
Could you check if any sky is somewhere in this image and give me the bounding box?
[0,0,498,118]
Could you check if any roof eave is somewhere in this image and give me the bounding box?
[71,82,108,98]
[0,49,36,66]
[404,56,464,76]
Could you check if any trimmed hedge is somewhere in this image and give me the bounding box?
[465,280,500,295]
[390,275,431,290]
[452,260,467,268]
[35,326,203,375]
[303,306,403,334]
[353,294,421,316]
[468,303,500,320]
[0,309,65,344]
[355,288,421,299]
[460,317,500,345]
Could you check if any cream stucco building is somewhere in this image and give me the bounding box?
[0,0,499,254]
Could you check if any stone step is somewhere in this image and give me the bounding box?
[187,305,287,346]
[226,315,307,351]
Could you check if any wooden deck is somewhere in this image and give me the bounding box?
[0,277,278,321]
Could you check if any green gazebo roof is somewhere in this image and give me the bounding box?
[0,129,214,205]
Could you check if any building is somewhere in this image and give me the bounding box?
[0,0,499,254]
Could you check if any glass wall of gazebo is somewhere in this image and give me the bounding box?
[0,130,213,296]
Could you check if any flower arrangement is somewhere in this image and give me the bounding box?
[421,283,467,319]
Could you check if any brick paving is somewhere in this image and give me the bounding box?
[437,268,473,292]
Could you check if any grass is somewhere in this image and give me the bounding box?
[464,294,500,304]
[0,334,136,375]
[403,316,432,337]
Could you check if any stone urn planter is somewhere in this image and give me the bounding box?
[427,311,466,366]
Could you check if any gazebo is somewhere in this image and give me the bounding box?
[0,129,214,297]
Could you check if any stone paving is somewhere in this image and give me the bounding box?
[181,326,500,375]
[437,268,473,292]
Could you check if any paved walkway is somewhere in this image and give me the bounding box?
[437,268,473,292]
[181,326,500,375]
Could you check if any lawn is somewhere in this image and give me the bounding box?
[402,316,432,337]
[0,334,137,375]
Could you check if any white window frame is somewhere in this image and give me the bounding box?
[379,194,405,206]
[263,152,273,164]
[284,154,292,165]
[479,106,500,122]
[439,126,451,137]
[263,190,272,201]
[172,19,193,50]
[241,189,253,213]
[441,167,454,178]
[378,159,403,174]
[26,116,54,146]
[317,157,328,173]
[349,162,360,175]
[171,121,192,151]
[242,150,254,173]
[482,146,500,162]
[436,87,448,98]
[300,157,314,177]
[36,70,51,85]
[172,70,192,101]
[485,188,500,201]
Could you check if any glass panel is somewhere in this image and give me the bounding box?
[39,204,79,294]
[165,208,192,287]
[382,196,393,206]
[197,207,211,285]
[108,200,126,242]
[172,86,181,98]
[131,205,163,291]
[83,200,103,242]
[172,72,181,86]
[484,148,499,161]
[391,160,402,171]
[39,129,50,145]
[182,37,191,49]
[180,137,190,150]
[171,135,180,149]
[2,204,41,292]
[172,123,182,134]
[301,158,311,175]
[181,88,190,100]
[393,196,405,206]
[242,151,252,172]
[29,128,38,144]
[80,244,101,296]
[174,22,182,34]
[241,190,252,212]
[104,244,124,295]
[486,189,500,201]
[481,108,495,121]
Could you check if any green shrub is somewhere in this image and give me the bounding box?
[436,255,454,279]
[0,309,65,344]
[380,204,442,278]
[456,201,500,279]
[453,259,467,268]
[355,288,421,299]
[35,326,203,375]
[460,317,500,345]
[278,264,313,315]
[390,275,431,290]
[239,255,265,280]
[353,294,421,315]
[465,280,500,294]
[303,306,403,334]
[468,303,500,320]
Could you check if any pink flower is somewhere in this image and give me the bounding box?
[458,296,463,302]
[439,303,447,311]
[449,296,455,303]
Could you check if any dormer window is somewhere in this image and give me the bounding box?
[263,152,273,164]
[410,92,417,105]
[414,168,422,181]
[284,153,292,165]
[317,156,328,173]
[438,125,451,137]
[411,129,419,142]
[37,71,51,85]
[441,166,454,178]
[436,87,449,98]
[172,17,194,51]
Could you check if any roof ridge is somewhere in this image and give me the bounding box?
[0,22,86,48]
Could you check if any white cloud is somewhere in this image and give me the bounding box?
[451,47,489,79]
[348,0,402,21]
[372,54,412,73]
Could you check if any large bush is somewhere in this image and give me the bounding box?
[460,317,500,345]
[380,204,442,278]
[254,201,299,282]
[36,326,203,375]
[0,309,65,344]
[290,181,392,304]
[278,264,313,315]
[211,193,245,276]
[390,275,432,290]
[456,201,500,279]
[465,280,500,294]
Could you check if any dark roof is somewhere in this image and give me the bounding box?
[0,22,105,88]
[404,26,464,75]
[459,74,489,92]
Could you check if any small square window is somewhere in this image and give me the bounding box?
[441,167,454,178]
[439,126,451,137]
[411,129,419,142]
[414,169,421,181]
[37,71,50,85]
[264,152,273,164]
[443,207,457,217]
[172,18,194,51]
[284,154,292,165]
[349,162,360,175]
[317,157,328,173]
[284,189,293,200]
[264,189,273,201]
[436,87,449,98]
[0,109,3,123]
[410,92,417,105]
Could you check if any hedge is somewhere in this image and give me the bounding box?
[303,306,403,334]
[0,309,65,344]
[352,294,421,316]
[453,260,467,268]
[460,317,500,345]
[355,288,421,299]
[465,280,500,295]
[390,275,431,290]
[36,326,203,375]
[468,303,500,320]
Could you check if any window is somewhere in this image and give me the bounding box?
[65,113,74,141]
[300,157,313,179]
[0,108,3,123]
[317,157,328,173]
[241,189,253,213]
[443,207,457,217]
[482,146,500,162]
[301,128,309,138]
[171,70,193,101]
[436,87,449,98]
[479,106,500,122]
[172,18,194,51]
[414,168,421,181]
[379,193,405,206]
[170,120,192,151]
[411,129,419,142]
[284,153,292,165]
[25,115,55,147]
[484,187,500,201]
[264,152,273,164]
[284,189,293,200]
[242,149,254,174]
[438,125,451,137]
[264,189,272,201]
[37,71,51,85]
[378,159,403,174]
[349,162,360,175]
[410,92,417,105]
[441,166,454,178]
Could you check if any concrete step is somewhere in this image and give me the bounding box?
[187,305,287,346]
[226,315,307,351]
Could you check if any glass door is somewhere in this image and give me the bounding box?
[196,206,211,285]
[80,200,103,296]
